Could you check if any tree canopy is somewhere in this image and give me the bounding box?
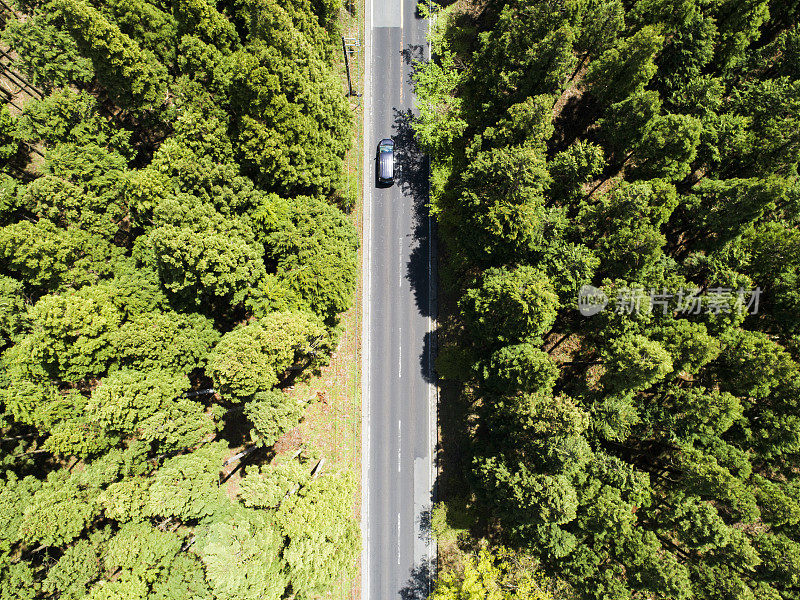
[0,0,358,596]
[418,0,800,598]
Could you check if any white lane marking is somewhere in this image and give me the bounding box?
[399,237,402,288]
[397,512,402,565]
[398,327,402,379]
[398,420,402,472]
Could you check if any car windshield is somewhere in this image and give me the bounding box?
[380,145,392,152]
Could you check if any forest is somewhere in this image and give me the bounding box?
[0,0,360,597]
[416,0,800,599]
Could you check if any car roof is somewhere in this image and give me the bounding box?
[379,147,394,178]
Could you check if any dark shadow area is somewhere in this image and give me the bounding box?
[400,557,435,600]
[417,504,432,542]
[219,445,272,485]
[402,44,426,100]
[217,405,252,450]
[436,376,474,507]
[548,91,602,155]
[402,44,425,68]
[392,107,435,321]
[418,329,436,385]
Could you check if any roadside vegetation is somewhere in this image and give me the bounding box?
[0,0,361,597]
[416,1,800,598]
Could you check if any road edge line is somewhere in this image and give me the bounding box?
[360,0,373,597]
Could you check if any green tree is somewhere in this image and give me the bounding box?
[677,446,759,522]
[728,77,800,176]
[146,441,227,521]
[687,177,785,247]
[229,32,350,195]
[52,0,168,109]
[649,387,742,441]
[244,390,304,447]
[41,538,101,599]
[18,472,99,548]
[26,283,123,381]
[259,195,359,319]
[631,0,718,99]
[473,456,579,536]
[0,276,26,345]
[0,221,123,291]
[482,344,558,395]
[650,319,721,375]
[629,113,702,181]
[42,390,118,458]
[459,266,559,347]
[574,0,625,59]
[483,95,555,151]
[441,145,552,266]
[176,34,231,97]
[578,179,678,279]
[597,90,662,161]
[539,241,600,305]
[209,311,327,400]
[584,25,664,105]
[238,456,314,509]
[145,223,261,307]
[17,176,116,238]
[713,0,770,71]
[464,1,576,119]
[548,141,605,202]
[0,336,61,427]
[197,506,287,600]
[1,9,93,89]
[175,0,238,52]
[600,333,674,393]
[430,546,554,600]
[713,328,797,399]
[412,51,467,158]
[103,522,182,586]
[0,106,20,168]
[17,88,132,155]
[741,222,800,334]
[85,369,188,436]
[98,0,177,64]
[111,311,219,375]
[277,469,360,597]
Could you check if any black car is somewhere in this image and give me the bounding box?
[377,138,394,185]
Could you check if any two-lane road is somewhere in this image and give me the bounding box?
[361,0,436,597]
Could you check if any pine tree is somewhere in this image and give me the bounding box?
[52,0,168,109]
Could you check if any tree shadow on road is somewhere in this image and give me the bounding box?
[401,44,425,68]
[401,44,426,92]
[392,107,434,323]
[418,329,436,385]
[400,557,435,600]
[418,502,432,542]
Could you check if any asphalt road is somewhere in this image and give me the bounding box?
[361,0,437,597]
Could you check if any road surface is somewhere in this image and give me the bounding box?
[361,0,437,597]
